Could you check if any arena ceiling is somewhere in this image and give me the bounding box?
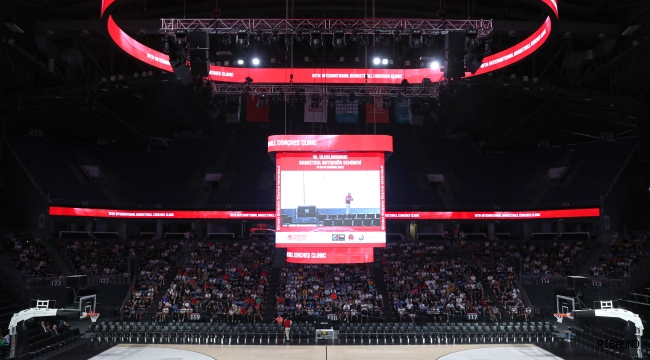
[0,0,648,151]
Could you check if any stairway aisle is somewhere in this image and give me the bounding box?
[44,238,73,276]
[576,242,605,276]
[262,248,286,320]
[141,242,194,322]
[371,249,395,322]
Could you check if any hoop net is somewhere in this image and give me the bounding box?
[87,313,100,323]
[554,313,568,323]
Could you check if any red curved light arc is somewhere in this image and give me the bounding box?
[101,0,558,84]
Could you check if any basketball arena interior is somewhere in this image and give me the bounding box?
[0,0,649,359]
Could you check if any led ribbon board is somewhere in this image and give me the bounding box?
[100,0,558,84]
[50,207,599,220]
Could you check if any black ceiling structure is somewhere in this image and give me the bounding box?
[0,0,648,151]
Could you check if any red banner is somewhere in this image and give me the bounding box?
[50,207,598,220]
[268,135,393,153]
[286,247,374,264]
[386,208,600,220]
[49,207,275,219]
[366,97,390,123]
[246,95,270,122]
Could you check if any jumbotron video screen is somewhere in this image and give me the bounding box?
[269,135,391,264]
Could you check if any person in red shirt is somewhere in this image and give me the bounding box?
[345,192,354,215]
[283,317,292,341]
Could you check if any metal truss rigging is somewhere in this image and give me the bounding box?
[209,83,440,98]
[161,18,492,38]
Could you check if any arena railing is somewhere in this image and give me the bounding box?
[24,274,131,289]
[519,274,624,289]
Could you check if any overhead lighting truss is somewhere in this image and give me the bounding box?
[161,18,492,38]
[209,84,440,99]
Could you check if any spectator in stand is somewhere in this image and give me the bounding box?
[1,233,62,278]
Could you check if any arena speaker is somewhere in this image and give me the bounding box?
[188,32,210,77]
[444,32,466,79]
[637,120,650,161]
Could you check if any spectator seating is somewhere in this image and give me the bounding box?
[1,233,62,278]
[59,240,133,276]
[158,241,272,323]
[589,236,647,279]
[275,264,383,323]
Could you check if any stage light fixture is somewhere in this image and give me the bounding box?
[237,59,244,65]
[163,40,170,54]
[430,61,440,69]
[350,30,359,42]
[257,95,268,107]
[236,31,249,47]
[409,29,423,48]
[245,77,253,83]
[255,31,263,42]
[332,29,346,48]
[348,91,356,102]
[310,94,321,109]
[382,58,388,65]
[382,96,391,109]
[295,28,304,42]
[310,30,323,48]
[466,28,478,39]
[252,58,260,66]
[272,31,280,42]
[373,57,381,65]
[285,35,293,44]
[424,35,434,47]
[222,35,232,46]
[360,35,370,46]
[380,34,391,46]
[262,33,272,46]
[401,79,409,86]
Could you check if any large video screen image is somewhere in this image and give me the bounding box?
[275,152,385,248]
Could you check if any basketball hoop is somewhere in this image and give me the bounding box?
[554,313,568,323]
[87,313,100,323]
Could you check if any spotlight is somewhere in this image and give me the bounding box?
[382,96,391,109]
[217,96,228,106]
[272,31,280,42]
[310,94,321,109]
[222,35,231,46]
[285,35,293,44]
[262,33,272,46]
[382,58,388,65]
[163,40,170,54]
[237,59,244,65]
[401,79,409,86]
[394,30,401,42]
[255,31,263,42]
[466,57,483,75]
[310,30,323,48]
[424,35,434,47]
[422,78,432,88]
[327,95,336,109]
[332,29,346,48]
[245,77,253,83]
[466,28,478,39]
[348,91,356,102]
[257,95,268,107]
[236,31,249,47]
[295,28,304,42]
[252,58,260,66]
[360,34,370,46]
[409,29,423,48]
[430,61,440,69]
[380,34,391,46]
[373,57,381,65]
[350,30,359,42]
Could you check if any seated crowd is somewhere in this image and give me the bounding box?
[589,235,648,279]
[1,232,61,278]
[276,264,383,323]
[59,240,133,276]
[154,241,272,323]
[380,242,532,323]
[123,241,183,320]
